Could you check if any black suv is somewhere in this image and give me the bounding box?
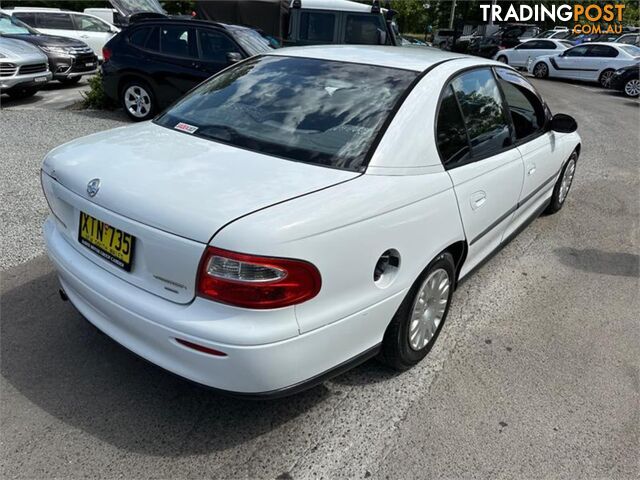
[0,13,98,84]
[102,18,273,121]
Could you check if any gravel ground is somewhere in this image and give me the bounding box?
[1,79,638,479]
[0,109,127,269]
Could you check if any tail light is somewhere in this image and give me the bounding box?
[102,47,112,62]
[197,247,321,309]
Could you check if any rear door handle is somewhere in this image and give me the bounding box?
[527,165,536,176]
[470,191,486,210]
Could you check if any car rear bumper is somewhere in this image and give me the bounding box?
[44,217,399,396]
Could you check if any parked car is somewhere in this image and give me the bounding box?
[609,63,640,97]
[0,13,98,84]
[495,38,572,68]
[102,17,273,121]
[536,29,570,40]
[2,7,119,61]
[433,28,454,49]
[42,46,580,397]
[528,42,640,88]
[616,33,640,46]
[0,36,51,98]
[499,24,540,48]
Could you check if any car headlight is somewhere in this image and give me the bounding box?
[40,46,72,55]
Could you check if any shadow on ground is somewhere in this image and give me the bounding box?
[555,247,639,278]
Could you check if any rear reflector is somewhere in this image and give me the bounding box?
[197,247,321,309]
[175,338,227,357]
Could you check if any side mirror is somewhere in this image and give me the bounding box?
[110,27,119,34]
[551,113,578,133]
[226,52,243,63]
[377,28,387,45]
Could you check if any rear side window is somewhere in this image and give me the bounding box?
[565,45,589,57]
[345,14,385,45]
[38,12,74,30]
[11,12,36,27]
[160,26,197,58]
[74,15,111,33]
[450,68,511,159]
[129,27,151,48]
[299,12,335,43]
[496,68,546,140]
[436,86,469,165]
[538,40,556,49]
[588,45,618,57]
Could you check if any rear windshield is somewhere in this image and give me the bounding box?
[156,56,417,171]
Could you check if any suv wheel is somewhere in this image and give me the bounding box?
[121,80,155,121]
[623,78,640,97]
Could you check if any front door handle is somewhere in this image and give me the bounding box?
[470,191,487,210]
[527,165,536,176]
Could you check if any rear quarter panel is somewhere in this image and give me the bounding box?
[212,172,465,343]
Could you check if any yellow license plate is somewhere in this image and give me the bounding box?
[78,211,135,271]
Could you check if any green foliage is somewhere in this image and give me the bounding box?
[82,73,115,110]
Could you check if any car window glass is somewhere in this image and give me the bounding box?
[539,40,555,49]
[198,29,240,62]
[451,68,511,158]
[345,14,385,45]
[619,44,640,55]
[299,12,335,43]
[11,12,36,27]
[37,12,74,30]
[588,45,618,57]
[436,85,470,166]
[565,45,589,57]
[145,26,160,51]
[496,68,545,140]
[0,15,35,34]
[517,41,535,50]
[160,26,197,58]
[560,41,573,48]
[129,26,151,47]
[75,15,111,32]
[554,31,569,39]
[156,56,417,171]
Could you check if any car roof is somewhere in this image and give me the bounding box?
[265,45,488,72]
[297,0,374,13]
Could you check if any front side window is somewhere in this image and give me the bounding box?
[11,12,36,27]
[299,12,335,43]
[75,15,111,33]
[156,56,417,171]
[160,26,197,58]
[496,68,546,140]
[198,29,240,63]
[38,13,74,30]
[538,40,556,49]
[565,45,589,57]
[345,14,386,45]
[450,68,511,158]
[436,86,469,166]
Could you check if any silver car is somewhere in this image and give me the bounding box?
[0,36,52,98]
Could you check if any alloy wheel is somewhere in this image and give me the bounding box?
[624,79,640,97]
[600,70,614,88]
[408,268,450,351]
[559,157,576,204]
[534,63,548,78]
[124,85,152,119]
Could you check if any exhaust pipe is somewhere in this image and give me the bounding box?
[59,289,69,302]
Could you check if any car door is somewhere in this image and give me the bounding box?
[510,40,536,66]
[157,25,203,98]
[587,44,621,81]
[551,44,593,80]
[494,68,567,241]
[71,14,116,60]
[437,68,524,277]
[35,12,79,42]
[196,28,243,78]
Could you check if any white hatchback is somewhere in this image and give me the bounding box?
[42,46,581,397]
[495,38,573,68]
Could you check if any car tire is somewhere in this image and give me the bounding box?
[121,79,156,122]
[497,55,508,64]
[59,77,81,86]
[533,61,549,79]
[545,150,578,215]
[623,78,640,97]
[6,86,39,99]
[379,252,455,371]
[598,69,615,88]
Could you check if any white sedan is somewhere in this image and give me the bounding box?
[494,38,572,68]
[42,46,581,397]
[528,42,640,88]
